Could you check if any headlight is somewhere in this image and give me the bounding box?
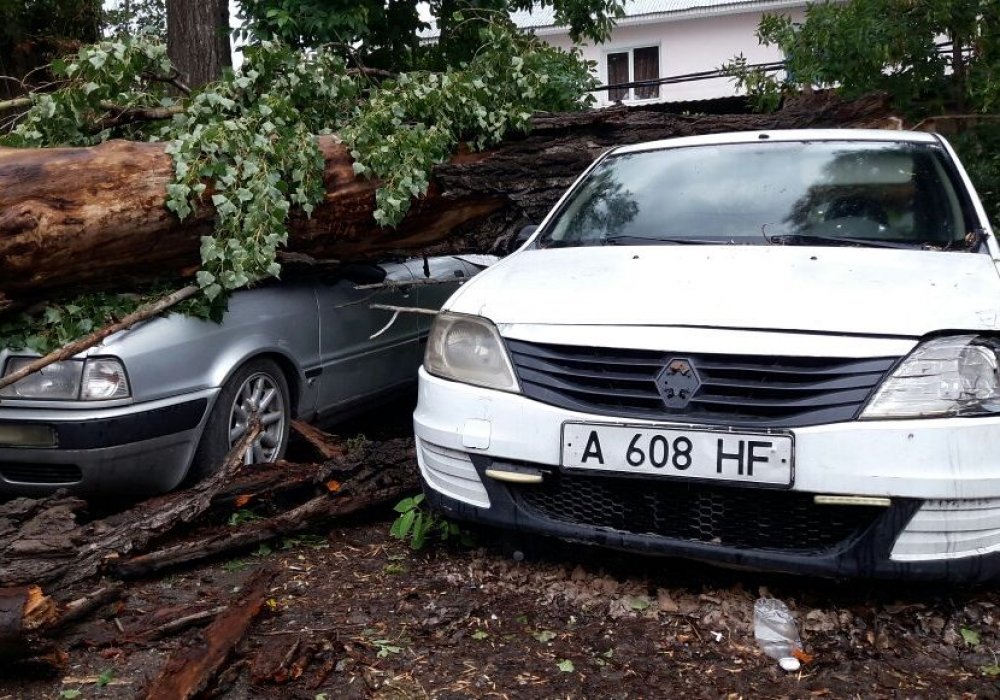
[81,358,130,400]
[425,312,520,392]
[1,357,131,401]
[862,335,1000,418]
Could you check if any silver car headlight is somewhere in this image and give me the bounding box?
[1,357,131,401]
[862,335,1000,418]
[425,312,520,392]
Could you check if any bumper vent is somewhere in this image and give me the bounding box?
[514,473,882,553]
[0,462,83,485]
[507,339,898,428]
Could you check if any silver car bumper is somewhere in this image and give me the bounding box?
[0,389,218,496]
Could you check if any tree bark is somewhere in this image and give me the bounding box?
[0,94,893,308]
[166,0,232,88]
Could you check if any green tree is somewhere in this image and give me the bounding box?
[236,0,624,71]
[729,0,998,114]
[103,0,167,40]
[0,0,102,99]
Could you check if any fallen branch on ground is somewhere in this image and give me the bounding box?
[144,567,276,700]
[0,417,260,587]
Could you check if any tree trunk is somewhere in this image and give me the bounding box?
[0,94,893,308]
[166,0,232,88]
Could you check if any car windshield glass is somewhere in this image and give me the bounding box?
[537,140,970,248]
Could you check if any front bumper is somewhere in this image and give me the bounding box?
[0,389,217,495]
[414,369,1000,581]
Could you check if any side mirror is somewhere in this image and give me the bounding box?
[510,224,538,253]
[338,262,387,285]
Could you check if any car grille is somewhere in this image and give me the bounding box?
[513,473,883,553]
[506,339,898,428]
[0,462,83,484]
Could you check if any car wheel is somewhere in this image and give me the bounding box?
[187,358,291,483]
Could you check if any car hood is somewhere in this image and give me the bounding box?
[447,246,1000,337]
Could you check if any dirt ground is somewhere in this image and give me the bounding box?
[3,399,1000,699]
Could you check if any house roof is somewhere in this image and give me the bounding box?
[420,0,806,38]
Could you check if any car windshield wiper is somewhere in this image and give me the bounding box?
[767,233,926,250]
[602,235,731,246]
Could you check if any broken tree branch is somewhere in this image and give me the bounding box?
[0,285,198,392]
[137,605,228,641]
[354,277,460,291]
[55,584,124,630]
[369,303,439,316]
[0,96,31,112]
[144,567,276,700]
[115,448,418,578]
[291,421,345,461]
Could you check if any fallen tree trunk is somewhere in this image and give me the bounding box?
[0,93,893,305]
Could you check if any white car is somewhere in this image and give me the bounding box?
[414,129,1000,581]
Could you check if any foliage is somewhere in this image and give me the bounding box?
[238,0,624,72]
[103,0,166,40]
[342,22,596,227]
[952,125,1000,227]
[0,22,593,346]
[724,0,999,115]
[390,493,472,550]
[0,0,102,99]
[0,281,222,354]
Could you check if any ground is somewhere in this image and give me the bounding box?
[3,400,1000,699]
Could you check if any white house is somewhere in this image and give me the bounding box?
[507,0,810,104]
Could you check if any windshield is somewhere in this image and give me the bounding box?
[537,140,971,249]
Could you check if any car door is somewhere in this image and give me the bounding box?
[313,262,417,418]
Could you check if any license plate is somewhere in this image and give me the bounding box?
[561,422,793,487]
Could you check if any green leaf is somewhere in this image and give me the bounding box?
[472,629,489,640]
[391,508,416,539]
[961,628,981,647]
[627,596,652,611]
[556,659,575,673]
[97,668,114,687]
[533,630,557,643]
[60,691,82,699]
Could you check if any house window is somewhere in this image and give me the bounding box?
[607,52,630,101]
[605,46,660,102]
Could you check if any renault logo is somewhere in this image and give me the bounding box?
[655,358,701,409]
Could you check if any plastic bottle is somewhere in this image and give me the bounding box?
[753,598,802,670]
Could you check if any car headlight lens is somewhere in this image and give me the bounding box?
[1,357,130,401]
[81,358,130,400]
[862,335,1000,418]
[425,313,520,392]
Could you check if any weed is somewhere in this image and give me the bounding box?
[97,669,114,687]
[390,493,473,550]
[221,558,250,572]
[228,508,263,527]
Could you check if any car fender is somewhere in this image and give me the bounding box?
[204,335,312,417]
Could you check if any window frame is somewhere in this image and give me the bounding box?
[601,42,662,104]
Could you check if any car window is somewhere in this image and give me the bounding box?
[538,141,972,248]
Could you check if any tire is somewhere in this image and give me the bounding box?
[187,358,291,484]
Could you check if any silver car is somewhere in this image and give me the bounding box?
[0,256,494,495]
